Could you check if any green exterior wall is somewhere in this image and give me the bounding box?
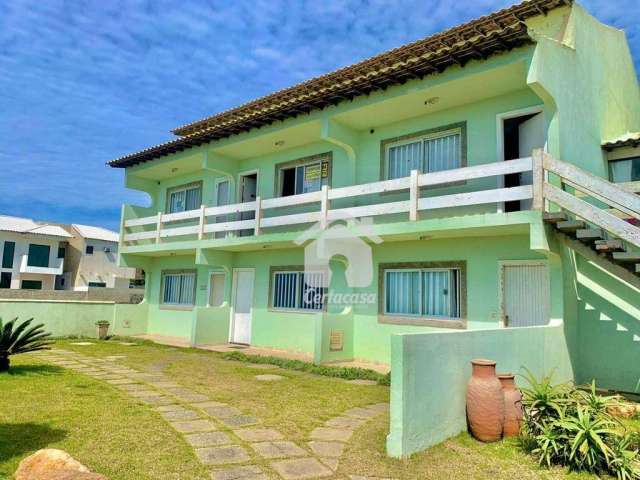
[0,300,148,338]
[385,322,574,458]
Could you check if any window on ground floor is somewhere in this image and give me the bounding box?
[161,270,196,307]
[21,279,43,290]
[0,272,11,289]
[270,268,326,312]
[88,281,107,288]
[380,262,466,325]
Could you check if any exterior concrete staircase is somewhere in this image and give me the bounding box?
[537,151,640,282]
[543,212,640,278]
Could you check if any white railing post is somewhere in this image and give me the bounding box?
[532,149,544,211]
[155,211,163,244]
[198,204,206,240]
[320,185,329,229]
[254,196,262,235]
[410,169,419,221]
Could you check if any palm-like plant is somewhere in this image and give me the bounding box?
[0,317,52,372]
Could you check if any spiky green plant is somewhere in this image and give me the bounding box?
[519,367,571,435]
[0,317,52,372]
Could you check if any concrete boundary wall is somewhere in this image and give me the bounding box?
[0,299,148,338]
[386,322,574,458]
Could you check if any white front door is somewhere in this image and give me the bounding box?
[231,269,254,344]
[502,263,550,327]
[518,113,546,210]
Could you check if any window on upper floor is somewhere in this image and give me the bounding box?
[27,244,50,268]
[85,245,94,255]
[167,182,202,213]
[57,247,65,259]
[609,156,640,183]
[276,154,331,197]
[2,241,15,269]
[161,270,196,307]
[270,268,326,312]
[383,124,465,180]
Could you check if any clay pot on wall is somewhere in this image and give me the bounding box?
[466,359,505,442]
[498,373,523,437]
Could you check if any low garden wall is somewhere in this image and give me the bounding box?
[385,322,574,458]
[0,299,148,338]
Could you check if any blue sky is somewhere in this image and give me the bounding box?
[0,0,638,231]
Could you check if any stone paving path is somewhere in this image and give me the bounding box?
[30,347,390,480]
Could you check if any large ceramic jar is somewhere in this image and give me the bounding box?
[498,373,523,437]
[466,359,505,442]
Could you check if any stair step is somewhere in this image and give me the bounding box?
[557,220,585,233]
[595,239,624,252]
[576,228,604,242]
[612,251,640,263]
[543,212,567,224]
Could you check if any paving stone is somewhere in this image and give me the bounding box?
[117,341,137,346]
[222,415,259,428]
[270,457,332,479]
[56,361,80,366]
[195,446,250,465]
[128,372,160,380]
[190,401,228,409]
[348,476,398,480]
[184,431,232,447]
[160,409,201,421]
[128,390,164,398]
[254,374,285,381]
[171,419,217,433]
[346,379,377,386]
[307,441,344,458]
[105,355,127,360]
[234,427,283,442]
[147,381,182,389]
[325,416,366,430]
[204,406,243,419]
[137,395,175,406]
[117,383,148,392]
[106,378,136,385]
[154,404,183,412]
[309,427,353,442]
[210,465,267,480]
[177,393,210,402]
[319,457,339,471]
[250,441,307,459]
[69,342,94,346]
[343,407,380,419]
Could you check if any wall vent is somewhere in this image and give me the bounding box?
[329,330,344,352]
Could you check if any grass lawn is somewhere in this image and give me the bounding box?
[1,338,637,480]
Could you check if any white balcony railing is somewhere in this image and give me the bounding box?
[19,255,64,275]
[122,157,537,245]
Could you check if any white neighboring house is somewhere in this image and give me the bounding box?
[0,215,72,290]
[58,224,136,291]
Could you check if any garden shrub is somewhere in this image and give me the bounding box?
[520,368,640,479]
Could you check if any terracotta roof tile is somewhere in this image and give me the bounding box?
[109,0,571,168]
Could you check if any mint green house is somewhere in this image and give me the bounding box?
[110,0,639,451]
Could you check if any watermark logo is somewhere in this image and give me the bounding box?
[295,215,382,306]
